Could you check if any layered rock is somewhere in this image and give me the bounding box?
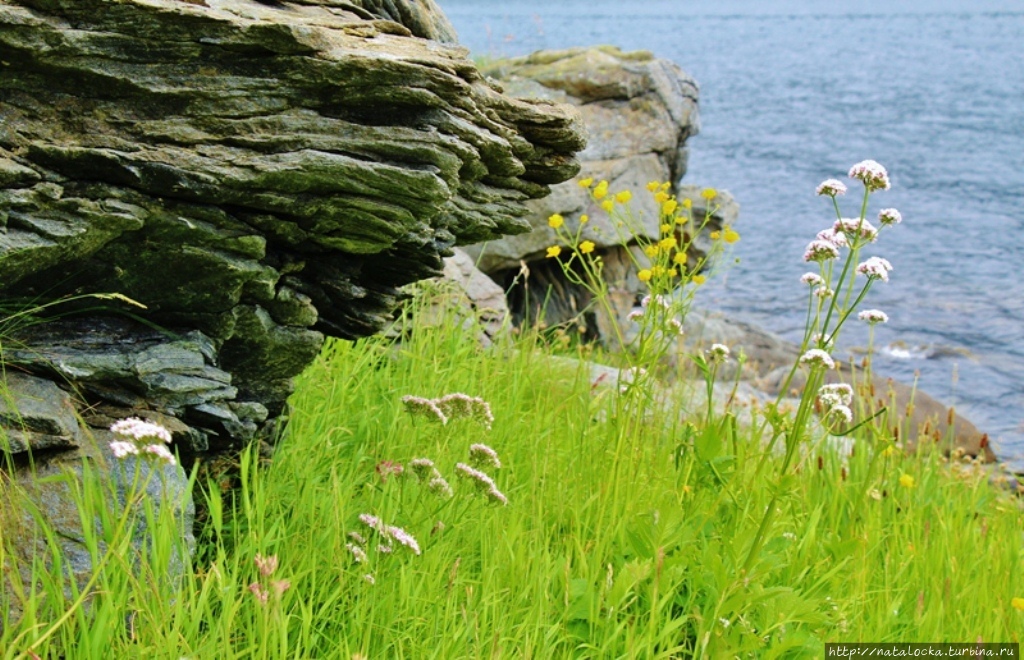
[0,0,585,456]
[462,46,736,341]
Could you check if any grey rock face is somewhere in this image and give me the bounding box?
[0,0,584,453]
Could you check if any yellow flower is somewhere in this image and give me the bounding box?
[668,268,678,277]
[637,269,653,282]
[674,215,687,225]
[654,191,670,204]
[660,223,673,234]
[579,240,595,254]
[673,252,687,265]
[1012,597,1024,611]
[546,246,561,259]
[701,188,717,200]
[651,265,666,277]
[692,274,707,285]
[899,474,915,488]
[646,181,660,192]
[579,214,589,224]
[601,199,615,212]
[615,190,632,204]
[724,228,740,244]
[682,198,693,209]
[578,177,594,188]
[593,180,609,200]
[710,231,721,240]
[882,445,897,457]
[662,199,678,215]
[660,182,671,191]
[644,245,660,258]
[659,236,677,250]
[548,213,564,229]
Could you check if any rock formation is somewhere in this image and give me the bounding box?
[0,0,584,457]
[462,46,737,342]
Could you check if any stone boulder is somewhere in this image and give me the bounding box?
[461,46,737,341]
[0,0,585,455]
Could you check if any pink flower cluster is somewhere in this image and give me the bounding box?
[248,553,290,605]
[848,160,891,191]
[402,393,494,429]
[856,256,893,282]
[455,463,508,506]
[358,513,421,555]
[108,418,176,466]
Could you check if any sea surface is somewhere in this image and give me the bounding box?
[442,0,1024,468]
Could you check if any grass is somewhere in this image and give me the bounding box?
[2,284,1022,658]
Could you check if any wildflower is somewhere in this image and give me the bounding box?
[654,191,670,204]
[348,531,367,545]
[692,274,707,285]
[701,188,717,200]
[385,525,421,555]
[110,418,172,445]
[637,269,653,282]
[646,181,660,192]
[709,344,730,362]
[834,217,878,242]
[1012,597,1024,611]
[662,199,678,215]
[819,383,854,407]
[579,240,595,254]
[856,256,893,282]
[578,177,594,188]
[593,180,609,200]
[881,445,897,458]
[710,231,720,240]
[816,228,848,248]
[682,198,692,209]
[719,618,731,628]
[546,245,561,259]
[801,272,824,287]
[899,474,915,488]
[248,582,269,605]
[828,405,853,424]
[401,395,449,425]
[627,310,643,321]
[816,179,848,196]
[142,443,176,466]
[800,349,836,370]
[254,554,278,577]
[641,294,671,310]
[436,393,494,429]
[272,579,291,596]
[858,309,889,324]
[815,286,834,299]
[109,441,139,459]
[375,460,404,482]
[673,252,687,266]
[363,573,376,585]
[579,214,589,224]
[659,236,677,250]
[650,265,666,277]
[811,332,834,348]
[615,190,632,204]
[455,463,508,505]
[346,543,368,564]
[878,208,902,226]
[659,223,673,234]
[601,199,614,212]
[358,513,384,533]
[803,240,841,262]
[485,488,509,506]
[668,318,684,336]
[643,245,660,258]
[547,213,564,229]
[723,228,740,243]
[427,476,454,499]
[377,544,393,554]
[409,458,439,480]
[469,443,502,469]
[848,160,890,191]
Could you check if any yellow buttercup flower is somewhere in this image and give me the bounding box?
[668,268,678,277]
[579,214,589,224]
[660,182,671,191]
[674,215,687,225]
[651,265,666,277]
[1012,597,1024,611]
[724,228,740,244]
[682,198,693,209]
[579,240,595,254]
[601,199,614,212]
[615,190,632,204]
[673,252,687,265]
[659,236,677,250]
[548,213,564,229]
[578,177,594,188]
[654,191,670,204]
[662,199,678,216]
[660,223,673,234]
[701,188,717,200]
[546,246,561,259]
[637,269,653,282]
[881,445,897,457]
[593,180,609,200]
[692,274,707,285]
[899,474,915,488]
[644,245,660,258]
[646,181,660,192]
[710,231,721,240]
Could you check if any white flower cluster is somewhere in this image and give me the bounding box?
[848,159,891,191]
[858,309,889,324]
[800,349,836,370]
[455,463,508,505]
[816,179,848,197]
[108,417,176,466]
[856,256,893,282]
[401,393,494,429]
[357,513,421,555]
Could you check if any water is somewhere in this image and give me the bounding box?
[442,0,1024,467]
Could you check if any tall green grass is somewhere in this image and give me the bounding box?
[1,287,1022,658]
